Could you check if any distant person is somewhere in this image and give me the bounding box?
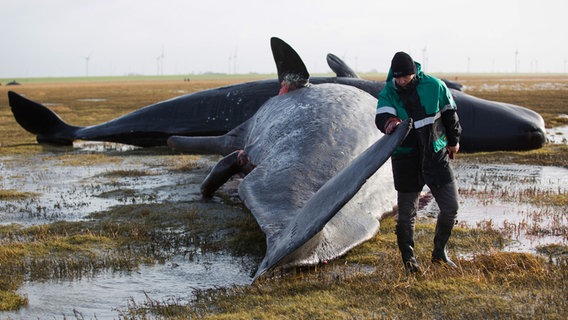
[375,52,462,273]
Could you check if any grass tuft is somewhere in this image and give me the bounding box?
[0,189,39,200]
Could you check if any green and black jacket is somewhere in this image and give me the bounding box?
[375,62,462,192]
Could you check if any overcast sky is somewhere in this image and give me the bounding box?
[1,0,567,78]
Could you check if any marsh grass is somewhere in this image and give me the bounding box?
[468,88,568,128]
[532,193,568,207]
[458,144,568,168]
[0,189,38,200]
[55,152,123,166]
[99,169,154,178]
[124,217,567,319]
[165,155,210,172]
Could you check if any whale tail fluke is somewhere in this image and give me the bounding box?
[8,91,78,145]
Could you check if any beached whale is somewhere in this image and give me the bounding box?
[7,42,545,152]
[168,37,411,280]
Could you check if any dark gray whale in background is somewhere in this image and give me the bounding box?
[7,41,545,152]
[168,37,412,280]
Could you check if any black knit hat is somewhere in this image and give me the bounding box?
[391,51,416,77]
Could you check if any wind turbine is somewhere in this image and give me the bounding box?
[83,52,92,77]
[422,46,428,71]
[514,49,519,73]
[228,54,232,74]
[233,47,238,74]
[156,46,164,75]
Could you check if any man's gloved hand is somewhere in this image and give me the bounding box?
[384,117,402,134]
[447,143,459,159]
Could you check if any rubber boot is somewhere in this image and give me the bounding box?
[396,225,420,273]
[431,219,457,268]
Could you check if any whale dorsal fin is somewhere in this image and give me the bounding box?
[326,53,359,78]
[270,37,309,86]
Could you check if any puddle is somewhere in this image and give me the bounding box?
[0,142,221,225]
[1,141,567,317]
[6,254,254,319]
[419,163,567,254]
[547,125,568,144]
[76,98,107,102]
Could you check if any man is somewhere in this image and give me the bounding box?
[375,52,462,273]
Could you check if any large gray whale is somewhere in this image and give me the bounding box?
[168,37,411,279]
[170,86,411,280]
[7,40,545,152]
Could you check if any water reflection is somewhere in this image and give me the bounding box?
[422,163,568,253]
[8,254,254,318]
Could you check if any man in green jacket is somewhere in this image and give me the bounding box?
[375,51,462,273]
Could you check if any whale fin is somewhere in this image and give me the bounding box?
[8,91,79,145]
[252,119,412,281]
[326,53,360,78]
[441,79,464,91]
[270,37,309,85]
[167,119,251,156]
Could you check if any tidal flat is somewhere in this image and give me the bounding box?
[0,75,566,318]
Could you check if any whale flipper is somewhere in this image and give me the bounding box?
[8,91,79,145]
[200,150,255,197]
[251,119,411,280]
